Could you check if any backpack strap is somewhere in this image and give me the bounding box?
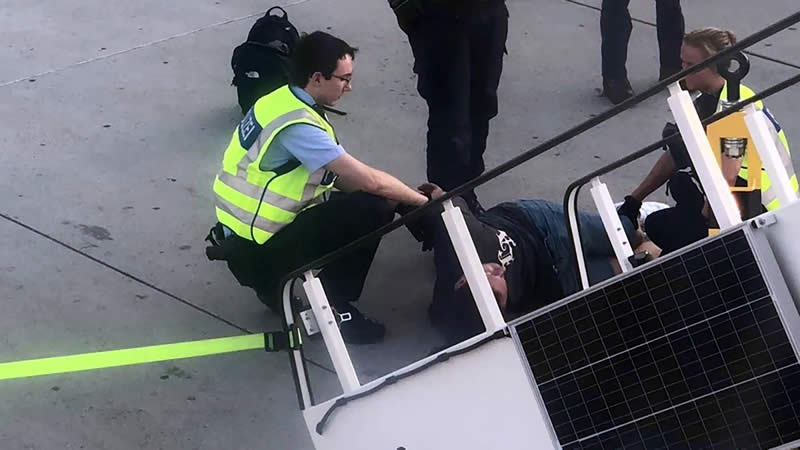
[242,39,291,56]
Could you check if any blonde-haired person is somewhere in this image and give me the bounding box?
[616,27,797,255]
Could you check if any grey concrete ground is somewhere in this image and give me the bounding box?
[1,1,798,449]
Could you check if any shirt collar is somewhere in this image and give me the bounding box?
[289,85,315,107]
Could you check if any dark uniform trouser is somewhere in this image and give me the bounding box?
[644,206,707,255]
[644,172,707,255]
[601,0,684,82]
[405,1,509,195]
[225,192,396,310]
[422,204,487,345]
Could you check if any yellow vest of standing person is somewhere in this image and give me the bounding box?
[213,85,337,244]
[717,82,797,211]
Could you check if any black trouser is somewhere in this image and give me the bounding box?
[600,0,684,81]
[644,206,707,255]
[644,172,707,255]
[404,1,508,196]
[225,192,396,310]
[422,205,486,345]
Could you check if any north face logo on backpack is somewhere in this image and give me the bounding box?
[231,6,300,115]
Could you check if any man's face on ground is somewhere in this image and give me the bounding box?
[454,263,509,310]
[311,55,353,106]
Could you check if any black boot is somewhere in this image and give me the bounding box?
[336,303,386,345]
[602,78,634,105]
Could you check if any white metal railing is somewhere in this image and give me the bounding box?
[279,14,800,411]
[285,199,505,408]
[572,80,798,290]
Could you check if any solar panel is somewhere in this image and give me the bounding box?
[512,228,800,449]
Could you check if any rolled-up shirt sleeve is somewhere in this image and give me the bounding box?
[276,123,345,172]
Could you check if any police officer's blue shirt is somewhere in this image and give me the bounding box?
[258,86,345,173]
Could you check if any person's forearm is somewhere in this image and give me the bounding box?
[721,155,743,186]
[372,170,428,206]
[631,152,677,201]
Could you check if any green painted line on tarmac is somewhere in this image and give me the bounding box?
[0,334,264,381]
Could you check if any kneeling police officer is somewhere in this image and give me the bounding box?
[207,32,428,345]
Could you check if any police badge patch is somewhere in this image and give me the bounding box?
[238,108,262,149]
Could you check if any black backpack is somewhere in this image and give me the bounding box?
[231,6,300,114]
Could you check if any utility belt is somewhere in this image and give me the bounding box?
[205,222,249,261]
[206,222,272,299]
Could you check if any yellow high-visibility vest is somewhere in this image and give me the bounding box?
[718,83,797,211]
[213,85,337,244]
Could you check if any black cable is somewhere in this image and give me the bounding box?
[285,276,320,408]
[249,177,277,243]
[314,329,509,435]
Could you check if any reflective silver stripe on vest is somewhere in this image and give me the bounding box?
[761,141,796,207]
[216,105,332,233]
[215,194,286,234]
[778,137,794,177]
[303,170,326,199]
[240,109,323,172]
[763,186,780,208]
[217,168,328,211]
[217,171,307,212]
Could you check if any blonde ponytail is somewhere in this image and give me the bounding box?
[683,27,738,59]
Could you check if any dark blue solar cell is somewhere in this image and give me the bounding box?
[518,229,800,447]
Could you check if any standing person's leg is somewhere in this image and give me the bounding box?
[406,11,473,193]
[655,0,685,80]
[600,0,634,103]
[466,1,509,204]
[600,0,632,82]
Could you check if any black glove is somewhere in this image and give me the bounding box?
[617,195,642,230]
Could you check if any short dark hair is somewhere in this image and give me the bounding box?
[288,31,358,87]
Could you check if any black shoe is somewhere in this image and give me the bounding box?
[337,304,386,345]
[602,78,634,105]
[659,66,682,81]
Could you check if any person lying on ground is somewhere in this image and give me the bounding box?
[408,183,650,345]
